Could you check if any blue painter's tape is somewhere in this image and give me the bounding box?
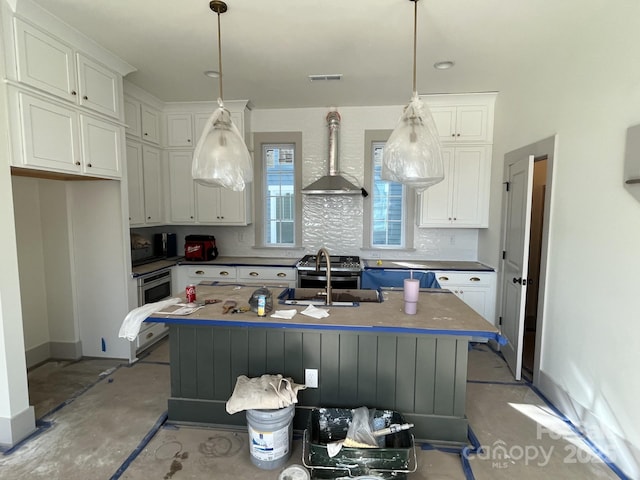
[146,315,507,344]
[527,384,629,480]
[460,452,476,480]
[101,338,106,352]
[109,411,168,479]
[467,426,483,454]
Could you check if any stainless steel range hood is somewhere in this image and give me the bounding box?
[303,110,362,195]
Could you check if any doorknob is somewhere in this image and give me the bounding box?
[513,277,523,284]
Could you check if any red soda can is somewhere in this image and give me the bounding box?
[186,284,196,303]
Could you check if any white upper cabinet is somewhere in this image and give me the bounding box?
[423,93,496,144]
[141,105,161,144]
[168,150,196,223]
[124,96,141,137]
[167,113,194,147]
[10,88,121,179]
[195,183,252,225]
[126,141,145,225]
[418,145,491,228]
[79,114,122,178]
[13,18,122,120]
[76,53,120,118]
[142,145,163,224]
[430,105,489,143]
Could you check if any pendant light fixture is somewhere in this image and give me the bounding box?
[192,0,253,191]
[381,0,444,192]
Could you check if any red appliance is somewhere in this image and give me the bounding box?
[184,235,218,261]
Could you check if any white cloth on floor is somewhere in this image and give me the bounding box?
[118,297,181,341]
[301,304,330,319]
[270,309,297,319]
[226,374,306,414]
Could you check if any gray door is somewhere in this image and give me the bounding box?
[500,155,534,380]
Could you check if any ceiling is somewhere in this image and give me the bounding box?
[30,0,606,109]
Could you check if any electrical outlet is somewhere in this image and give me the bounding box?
[305,368,318,388]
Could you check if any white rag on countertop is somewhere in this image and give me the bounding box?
[301,304,330,319]
[270,309,297,320]
[118,297,181,341]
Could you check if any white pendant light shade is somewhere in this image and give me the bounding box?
[382,0,444,193]
[382,93,444,192]
[192,102,253,191]
[191,0,252,191]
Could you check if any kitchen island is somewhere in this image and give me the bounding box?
[146,283,503,445]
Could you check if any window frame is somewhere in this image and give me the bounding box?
[363,130,415,250]
[253,132,303,248]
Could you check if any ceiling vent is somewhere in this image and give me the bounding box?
[308,74,343,82]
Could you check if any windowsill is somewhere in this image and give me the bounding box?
[361,247,417,253]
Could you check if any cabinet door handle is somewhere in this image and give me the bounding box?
[146,332,154,339]
[277,272,286,277]
[220,271,229,276]
[470,277,480,282]
[195,270,205,275]
[438,276,449,281]
[249,272,259,276]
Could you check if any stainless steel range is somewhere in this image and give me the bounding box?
[296,254,362,289]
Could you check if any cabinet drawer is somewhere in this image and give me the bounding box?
[237,266,296,282]
[186,266,236,280]
[433,271,493,286]
[136,322,167,350]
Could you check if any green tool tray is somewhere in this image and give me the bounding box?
[302,407,415,479]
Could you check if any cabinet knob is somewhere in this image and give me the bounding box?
[144,132,148,136]
[147,216,151,220]
[453,217,457,221]
[87,163,92,168]
[83,95,88,100]
[71,90,77,96]
[187,139,191,143]
[249,272,259,276]
[75,161,81,166]
[456,133,461,137]
[190,216,194,219]
[451,133,455,137]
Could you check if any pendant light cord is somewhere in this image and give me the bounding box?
[217,9,224,101]
[412,0,418,94]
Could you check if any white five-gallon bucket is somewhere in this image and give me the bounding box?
[246,404,295,470]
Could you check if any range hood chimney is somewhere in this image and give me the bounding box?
[302,110,362,195]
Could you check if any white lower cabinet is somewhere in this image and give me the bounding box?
[433,271,496,324]
[175,265,297,292]
[237,267,297,288]
[418,145,491,228]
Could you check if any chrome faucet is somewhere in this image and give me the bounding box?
[315,247,332,305]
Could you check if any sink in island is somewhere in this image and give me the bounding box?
[146,283,504,445]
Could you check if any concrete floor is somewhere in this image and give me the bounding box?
[0,340,624,479]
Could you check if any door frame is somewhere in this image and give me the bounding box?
[498,136,556,386]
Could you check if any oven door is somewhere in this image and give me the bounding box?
[137,269,172,306]
[298,271,360,289]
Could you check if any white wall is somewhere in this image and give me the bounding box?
[479,2,640,476]
[11,177,50,352]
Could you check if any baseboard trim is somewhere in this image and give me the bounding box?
[50,340,82,360]
[25,341,82,368]
[0,406,36,447]
[25,342,51,369]
[537,370,639,479]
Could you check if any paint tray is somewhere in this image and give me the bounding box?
[302,407,416,479]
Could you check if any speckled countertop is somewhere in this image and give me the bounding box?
[363,259,494,271]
